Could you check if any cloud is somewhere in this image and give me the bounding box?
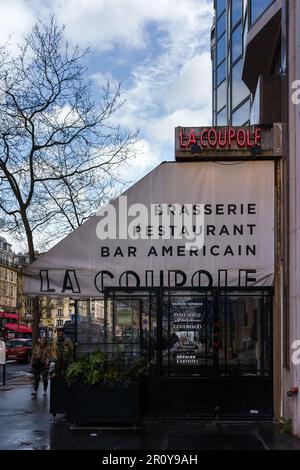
[148,107,212,145]
[0,0,213,193]
[91,71,116,88]
[52,0,212,52]
[117,138,162,183]
[0,0,34,53]
[113,41,212,155]
[0,0,214,252]
[164,53,212,112]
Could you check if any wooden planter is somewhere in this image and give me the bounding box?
[50,377,140,425]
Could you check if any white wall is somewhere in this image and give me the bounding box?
[285,0,300,437]
[294,0,300,437]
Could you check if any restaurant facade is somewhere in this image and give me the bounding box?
[24,123,283,421]
[22,0,300,432]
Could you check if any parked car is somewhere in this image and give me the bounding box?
[5,338,32,363]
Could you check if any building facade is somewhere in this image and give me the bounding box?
[0,236,18,313]
[39,297,105,340]
[0,235,106,335]
[212,0,300,436]
[211,0,276,126]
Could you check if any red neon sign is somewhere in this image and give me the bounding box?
[179,127,262,150]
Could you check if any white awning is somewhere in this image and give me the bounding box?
[24,161,275,298]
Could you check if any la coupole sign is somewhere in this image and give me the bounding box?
[175,125,274,159]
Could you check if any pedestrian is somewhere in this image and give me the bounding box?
[31,336,51,398]
[51,326,74,375]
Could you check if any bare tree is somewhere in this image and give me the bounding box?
[0,17,138,343]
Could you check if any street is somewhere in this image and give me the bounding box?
[1,383,300,450]
[2,361,32,383]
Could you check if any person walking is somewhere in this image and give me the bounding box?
[31,336,51,398]
[51,326,74,375]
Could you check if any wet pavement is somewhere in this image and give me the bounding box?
[3,361,32,382]
[1,384,300,450]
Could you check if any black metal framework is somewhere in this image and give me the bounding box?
[74,286,274,419]
[100,286,273,371]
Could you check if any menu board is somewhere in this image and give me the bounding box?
[170,300,212,366]
[173,301,205,332]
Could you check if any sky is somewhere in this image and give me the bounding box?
[0,0,213,250]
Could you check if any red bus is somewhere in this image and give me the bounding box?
[0,312,32,340]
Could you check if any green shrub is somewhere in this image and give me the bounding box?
[278,417,293,435]
[65,351,148,387]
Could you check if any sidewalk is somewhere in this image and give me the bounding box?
[1,383,300,450]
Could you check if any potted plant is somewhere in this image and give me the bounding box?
[62,352,147,424]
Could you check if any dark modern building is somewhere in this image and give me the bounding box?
[212,0,278,126]
[212,0,300,436]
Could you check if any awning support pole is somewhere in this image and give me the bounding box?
[74,300,78,359]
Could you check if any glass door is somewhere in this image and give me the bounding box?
[104,289,159,366]
[160,289,272,379]
[218,290,273,377]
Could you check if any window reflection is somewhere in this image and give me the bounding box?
[219,296,272,376]
[161,293,272,378]
[77,300,106,346]
[217,80,227,111]
[232,99,250,125]
[217,34,226,65]
[216,107,227,126]
[231,0,242,27]
[216,0,226,18]
[217,12,226,39]
[231,24,242,63]
[232,59,250,109]
[251,0,274,25]
[217,60,226,85]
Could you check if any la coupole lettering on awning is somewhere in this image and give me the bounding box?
[175,125,276,160]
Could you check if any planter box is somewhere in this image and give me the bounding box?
[69,382,140,424]
[50,377,140,424]
[50,376,74,416]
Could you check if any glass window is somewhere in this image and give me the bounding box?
[227,2,231,30]
[232,59,250,109]
[216,107,228,126]
[217,60,226,85]
[231,24,242,63]
[217,11,226,39]
[216,0,226,18]
[227,80,231,117]
[7,340,25,348]
[217,80,227,111]
[231,0,242,27]
[218,295,272,376]
[243,14,249,50]
[243,0,248,17]
[250,0,274,25]
[217,34,226,65]
[232,99,251,125]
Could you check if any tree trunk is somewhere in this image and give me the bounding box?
[21,209,41,347]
